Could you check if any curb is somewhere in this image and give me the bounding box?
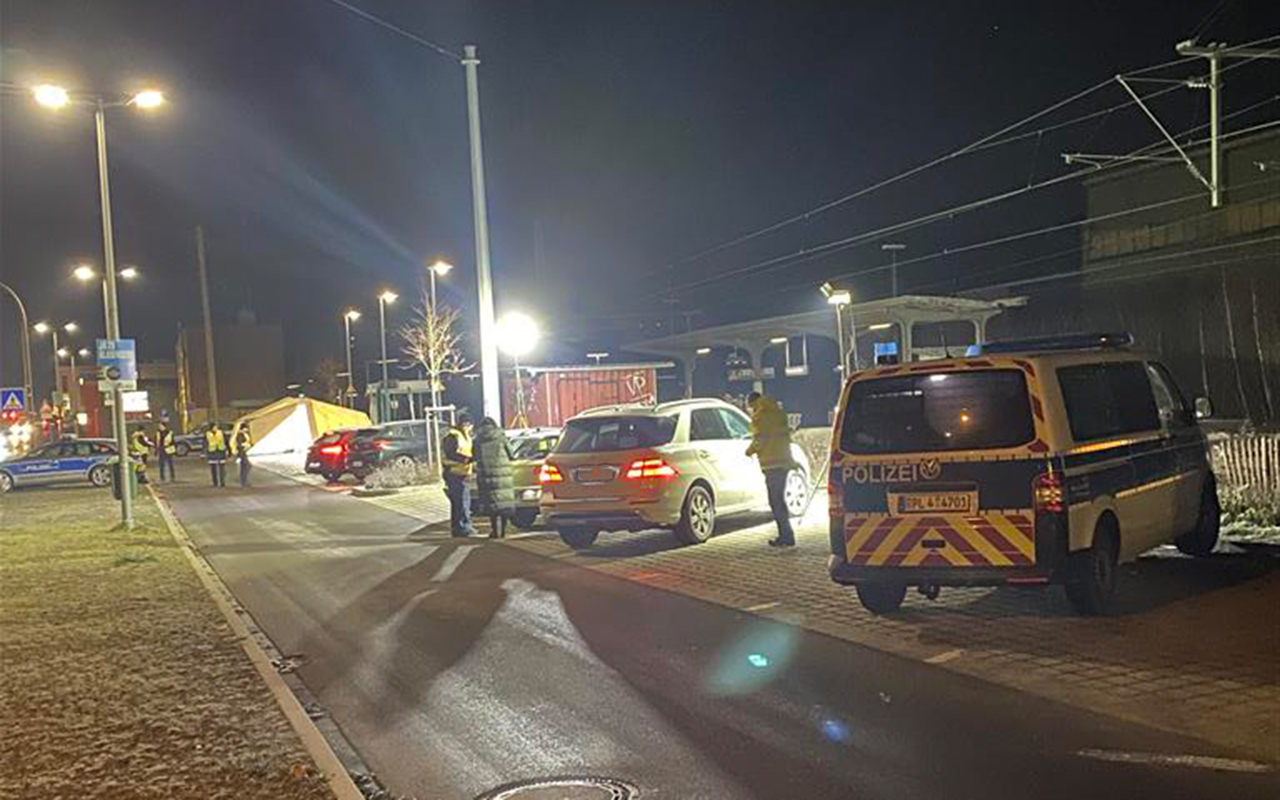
[147,486,366,800]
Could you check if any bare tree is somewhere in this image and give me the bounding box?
[312,357,345,404]
[401,292,475,467]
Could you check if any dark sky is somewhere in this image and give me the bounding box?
[1,0,1276,397]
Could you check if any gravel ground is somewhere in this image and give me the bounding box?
[0,486,336,800]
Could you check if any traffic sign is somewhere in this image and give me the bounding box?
[97,339,138,391]
[0,387,27,413]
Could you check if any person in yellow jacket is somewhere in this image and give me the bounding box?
[441,414,477,537]
[154,422,178,483]
[746,391,797,547]
[232,426,253,488]
[205,425,229,488]
[130,428,152,485]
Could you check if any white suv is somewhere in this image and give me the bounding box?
[540,398,811,549]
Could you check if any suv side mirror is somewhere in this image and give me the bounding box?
[1194,396,1213,420]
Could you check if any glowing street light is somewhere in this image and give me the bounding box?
[73,264,97,282]
[821,283,856,374]
[56,347,69,359]
[130,90,165,109]
[496,312,541,426]
[118,266,139,280]
[32,84,70,109]
[33,320,79,401]
[342,309,361,407]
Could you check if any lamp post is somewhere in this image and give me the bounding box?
[426,260,453,467]
[0,282,34,413]
[343,309,361,408]
[32,84,165,529]
[882,243,906,298]
[74,263,139,334]
[33,321,79,400]
[496,312,540,428]
[377,290,398,423]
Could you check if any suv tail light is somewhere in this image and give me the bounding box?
[374,439,392,450]
[1033,471,1065,514]
[319,444,344,455]
[624,458,679,480]
[538,463,564,484]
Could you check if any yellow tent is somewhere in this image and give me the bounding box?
[232,397,371,456]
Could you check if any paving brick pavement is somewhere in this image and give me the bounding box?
[503,499,1280,762]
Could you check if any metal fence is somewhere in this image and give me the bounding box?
[1211,434,1280,495]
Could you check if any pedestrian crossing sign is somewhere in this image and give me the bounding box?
[1,387,27,413]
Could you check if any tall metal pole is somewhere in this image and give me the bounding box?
[462,45,501,422]
[343,313,355,408]
[428,269,443,468]
[195,226,220,424]
[378,295,390,423]
[0,282,34,411]
[1209,50,1221,208]
[49,329,61,396]
[833,304,846,379]
[95,99,133,529]
[882,243,906,297]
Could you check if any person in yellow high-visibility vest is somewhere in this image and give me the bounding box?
[441,414,477,537]
[130,428,152,485]
[205,425,228,488]
[154,422,178,483]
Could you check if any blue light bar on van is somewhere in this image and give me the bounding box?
[966,332,1134,356]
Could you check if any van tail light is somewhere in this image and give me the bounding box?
[1033,471,1065,514]
[538,463,564,484]
[827,476,844,518]
[319,444,344,456]
[624,458,679,480]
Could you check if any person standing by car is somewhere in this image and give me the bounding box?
[441,415,477,537]
[154,422,177,482]
[473,417,516,539]
[130,428,152,485]
[232,426,253,488]
[205,424,229,487]
[746,391,797,548]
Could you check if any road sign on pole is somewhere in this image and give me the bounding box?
[1,387,27,413]
[97,339,138,391]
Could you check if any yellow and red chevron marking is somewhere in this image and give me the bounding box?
[844,512,1035,567]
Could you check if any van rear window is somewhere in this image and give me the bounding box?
[839,369,1035,454]
[559,415,677,453]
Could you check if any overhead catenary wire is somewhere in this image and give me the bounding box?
[320,0,462,61]
[654,116,1280,297]
[649,34,1280,280]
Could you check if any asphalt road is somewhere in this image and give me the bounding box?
[162,469,1278,800]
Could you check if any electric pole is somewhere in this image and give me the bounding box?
[462,45,501,422]
[196,226,220,424]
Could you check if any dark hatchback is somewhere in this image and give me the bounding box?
[304,429,368,483]
[346,421,432,479]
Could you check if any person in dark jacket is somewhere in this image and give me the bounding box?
[472,417,516,539]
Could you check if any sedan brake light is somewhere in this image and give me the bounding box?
[319,444,344,455]
[624,458,678,480]
[538,463,564,484]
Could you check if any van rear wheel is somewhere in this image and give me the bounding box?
[1065,522,1118,616]
[558,527,599,550]
[856,583,907,614]
[1175,481,1220,557]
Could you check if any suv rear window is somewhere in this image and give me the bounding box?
[1057,361,1159,441]
[559,415,677,453]
[839,369,1035,454]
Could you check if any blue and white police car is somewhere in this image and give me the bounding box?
[0,438,118,493]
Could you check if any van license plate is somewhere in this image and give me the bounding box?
[890,491,976,514]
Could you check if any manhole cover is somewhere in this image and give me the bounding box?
[475,776,639,800]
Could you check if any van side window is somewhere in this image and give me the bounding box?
[1057,361,1160,442]
[1146,362,1192,428]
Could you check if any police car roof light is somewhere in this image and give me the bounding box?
[966,332,1133,356]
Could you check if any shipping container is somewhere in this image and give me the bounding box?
[501,363,671,428]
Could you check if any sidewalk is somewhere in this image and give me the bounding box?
[0,486,338,800]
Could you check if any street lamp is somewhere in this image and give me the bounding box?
[425,259,454,467]
[882,243,906,297]
[0,282,34,412]
[377,290,398,422]
[74,263,139,332]
[342,309,361,408]
[822,283,856,375]
[31,84,166,529]
[496,312,540,427]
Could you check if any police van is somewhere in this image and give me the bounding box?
[827,333,1219,616]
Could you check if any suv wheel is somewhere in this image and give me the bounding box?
[89,464,112,488]
[674,484,716,545]
[558,527,599,549]
[1065,521,1119,616]
[856,583,907,614]
[322,472,342,484]
[391,454,416,469]
[1175,481,1220,557]
[784,468,809,518]
[175,442,190,457]
[0,472,13,493]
